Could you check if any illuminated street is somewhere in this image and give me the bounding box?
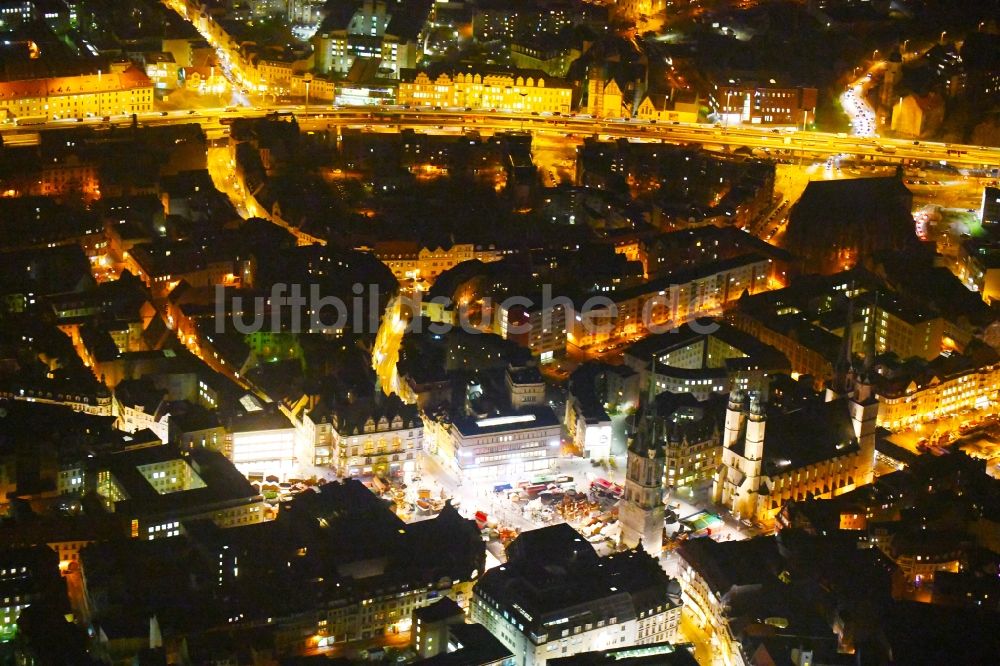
[1,1,1000,665]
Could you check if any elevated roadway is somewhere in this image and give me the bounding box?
[2,106,997,170]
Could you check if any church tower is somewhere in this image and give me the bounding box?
[723,389,746,448]
[880,50,903,109]
[849,370,879,486]
[619,374,666,557]
[587,65,605,117]
[713,389,767,522]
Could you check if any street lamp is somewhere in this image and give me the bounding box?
[940,31,947,44]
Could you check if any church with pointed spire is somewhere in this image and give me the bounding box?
[619,373,667,557]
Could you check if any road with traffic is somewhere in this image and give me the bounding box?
[3,103,999,170]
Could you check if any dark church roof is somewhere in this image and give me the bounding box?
[760,398,859,476]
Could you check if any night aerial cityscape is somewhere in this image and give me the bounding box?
[2,1,1000,665]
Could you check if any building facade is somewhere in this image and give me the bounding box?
[372,241,503,285]
[473,525,681,666]
[713,384,877,527]
[569,255,774,349]
[875,360,1000,430]
[301,395,423,478]
[448,408,562,480]
[708,78,818,126]
[0,65,153,122]
[398,70,573,114]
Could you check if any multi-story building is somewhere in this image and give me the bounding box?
[505,364,546,410]
[300,394,423,477]
[676,534,856,666]
[873,347,1000,429]
[287,0,327,25]
[877,529,963,584]
[229,411,298,481]
[727,272,948,389]
[707,74,818,126]
[858,291,944,362]
[569,254,774,349]
[959,234,1000,303]
[447,407,562,480]
[123,240,249,298]
[0,380,113,416]
[311,0,427,77]
[960,32,1000,107]
[79,480,486,655]
[371,241,504,285]
[398,68,573,114]
[0,63,153,122]
[564,392,612,461]
[0,546,66,642]
[652,392,722,492]
[510,40,581,78]
[143,52,179,91]
[495,297,568,363]
[472,0,574,42]
[64,443,265,539]
[623,321,790,402]
[0,0,34,25]
[472,524,682,666]
[413,598,515,663]
[982,186,1000,227]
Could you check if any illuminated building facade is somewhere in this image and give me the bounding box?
[569,255,774,349]
[586,73,624,118]
[371,241,503,284]
[448,408,562,480]
[310,0,424,78]
[0,546,64,643]
[713,384,877,527]
[473,524,681,666]
[624,321,790,403]
[300,394,423,477]
[0,65,153,122]
[959,235,1000,304]
[398,69,573,114]
[858,292,944,362]
[635,93,700,123]
[510,41,580,78]
[707,76,818,126]
[874,355,1000,430]
[565,395,613,461]
[63,443,265,538]
[230,414,297,480]
[144,52,179,90]
[495,299,568,363]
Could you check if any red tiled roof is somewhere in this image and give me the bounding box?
[0,66,151,100]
